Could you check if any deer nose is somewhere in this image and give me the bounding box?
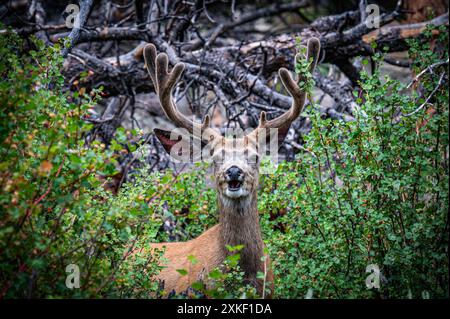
[225,166,243,181]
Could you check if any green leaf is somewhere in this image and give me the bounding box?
[176,269,188,276]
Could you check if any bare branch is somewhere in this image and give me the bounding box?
[62,0,94,57]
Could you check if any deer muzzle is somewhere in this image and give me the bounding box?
[223,165,248,199]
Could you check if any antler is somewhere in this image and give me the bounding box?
[144,44,219,140]
[145,38,320,144]
[249,37,321,141]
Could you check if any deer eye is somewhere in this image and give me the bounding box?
[212,150,224,164]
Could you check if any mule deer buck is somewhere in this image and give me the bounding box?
[140,37,320,297]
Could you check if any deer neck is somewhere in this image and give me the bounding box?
[218,191,264,279]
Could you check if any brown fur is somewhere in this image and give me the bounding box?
[148,189,274,297]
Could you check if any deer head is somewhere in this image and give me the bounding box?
[144,38,320,208]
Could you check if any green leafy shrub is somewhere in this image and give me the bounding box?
[0,33,165,298]
[260,25,448,298]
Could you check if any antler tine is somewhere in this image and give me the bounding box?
[254,37,321,134]
[144,44,158,91]
[144,44,215,137]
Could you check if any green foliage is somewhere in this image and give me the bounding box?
[0,33,164,298]
[0,25,448,299]
[263,25,448,298]
[295,36,315,92]
[185,245,261,299]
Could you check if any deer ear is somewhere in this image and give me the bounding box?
[154,128,207,162]
[154,128,181,154]
[275,124,291,146]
